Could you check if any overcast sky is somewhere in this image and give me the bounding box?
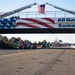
[1,0,75,43]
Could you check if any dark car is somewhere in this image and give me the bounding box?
[24,42,31,49]
[42,42,50,48]
[31,43,37,49]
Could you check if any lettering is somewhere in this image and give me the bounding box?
[58,24,75,28]
[58,18,75,22]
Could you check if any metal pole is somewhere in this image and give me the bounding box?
[0,3,37,19]
[46,2,75,15]
[0,36,2,49]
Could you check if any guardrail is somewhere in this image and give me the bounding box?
[0,11,75,18]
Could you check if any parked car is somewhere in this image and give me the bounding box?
[31,43,37,49]
[24,42,31,49]
[42,42,50,48]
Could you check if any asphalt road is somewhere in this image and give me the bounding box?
[0,49,75,75]
[0,49,33,55]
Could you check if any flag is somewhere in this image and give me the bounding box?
[38,4,45,14]
[59,40,62,42]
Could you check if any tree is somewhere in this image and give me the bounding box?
[2,36,8,42]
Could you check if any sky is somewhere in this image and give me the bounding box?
[0,0,75,12]
[1,34,75,43]
[1,0,75,43]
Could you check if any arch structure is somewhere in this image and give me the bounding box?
[0,3,75,33]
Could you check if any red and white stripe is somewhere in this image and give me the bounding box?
[40,6,45,14]
[15,18,55,28]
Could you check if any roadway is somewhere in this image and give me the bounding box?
[0,49,32,55]
[0,49,75,75]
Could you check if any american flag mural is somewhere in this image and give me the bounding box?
[15,18,55,28]
[1,17,75,29]
[0,17,56,29]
